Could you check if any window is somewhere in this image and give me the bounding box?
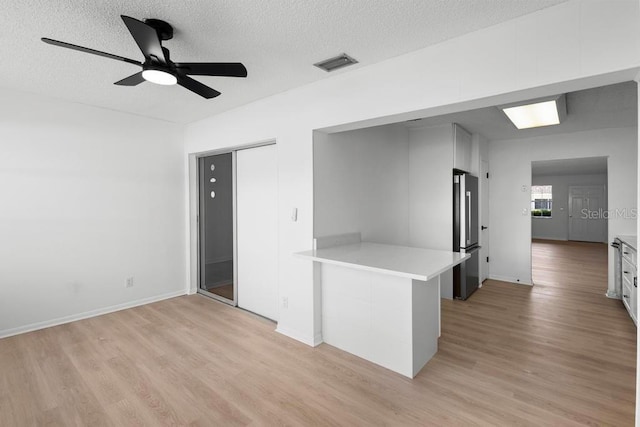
[531,185,552,217]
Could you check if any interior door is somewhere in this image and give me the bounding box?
[480,160,490,282]
[568,185,607,242]
[237,144,279,321]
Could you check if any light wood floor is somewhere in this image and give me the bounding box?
[532,238,609,296]
[0,241,636,426]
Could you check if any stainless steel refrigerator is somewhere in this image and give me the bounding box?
[453,172,480,300]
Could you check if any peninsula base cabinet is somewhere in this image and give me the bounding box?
[321,263,440,378]
[621,242,637,325]
[295,239,468,378]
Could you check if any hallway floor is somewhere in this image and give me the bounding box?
[532,238,608,297]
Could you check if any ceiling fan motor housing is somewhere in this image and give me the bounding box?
[144,19,173,41]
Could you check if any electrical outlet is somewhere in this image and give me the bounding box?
[125,277,134,288]
[282,297,288,308]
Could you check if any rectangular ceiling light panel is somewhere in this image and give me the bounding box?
[502,99,561,130]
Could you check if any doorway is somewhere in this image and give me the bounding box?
[530,157,609,292]
[196,143,280,321]
[480,160,490,282]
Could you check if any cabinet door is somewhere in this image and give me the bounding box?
[623,244,637,265]
[627,279,638,325]
[622,281,632,312]
[453,124,472,173]
[622,257,637,325]
[632,281,637,324]
[623,258,635,286]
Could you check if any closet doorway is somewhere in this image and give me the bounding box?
[199,152,235,302]
[197,143,279,321]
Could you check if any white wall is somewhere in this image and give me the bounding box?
[0,88,187,337]
[408,125,453,250]
[314,125,410,245]
[489,127,637,288]
[184,0,640,346]
[531,173,608,241]
[408,125,455,297]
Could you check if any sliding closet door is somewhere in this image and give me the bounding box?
[236,144,278,320]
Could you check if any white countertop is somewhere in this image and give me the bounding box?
[294,242,470,281]
[618,235,637,251]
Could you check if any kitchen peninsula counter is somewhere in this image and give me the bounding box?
[296,242,468,281]
[295,238,469,378]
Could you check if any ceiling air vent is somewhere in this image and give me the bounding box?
[314,53,358,72]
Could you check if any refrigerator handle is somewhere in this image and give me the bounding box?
[466,191,471,245]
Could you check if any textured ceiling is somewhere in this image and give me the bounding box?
[0,0,565,124]
[405,82,638,141]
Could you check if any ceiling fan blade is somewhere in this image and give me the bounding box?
[41,38,141,66]
[114,72,145,86]
[121,15,167,65]
[175,62,247,77]
[178,76,221,99]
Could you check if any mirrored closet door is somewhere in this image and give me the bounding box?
[198,152,236,303]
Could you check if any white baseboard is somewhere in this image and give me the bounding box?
[606,290,622,299]
[275,326,321,347]
[313,332,323,346]
[489,274,533,286]
[0,289,187,339]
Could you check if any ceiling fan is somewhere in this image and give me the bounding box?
[41,15,247,99]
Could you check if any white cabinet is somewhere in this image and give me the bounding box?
[453,123,472,173]
[621,243,637,325]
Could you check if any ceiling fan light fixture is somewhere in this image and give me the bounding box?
[142,68,177,85]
